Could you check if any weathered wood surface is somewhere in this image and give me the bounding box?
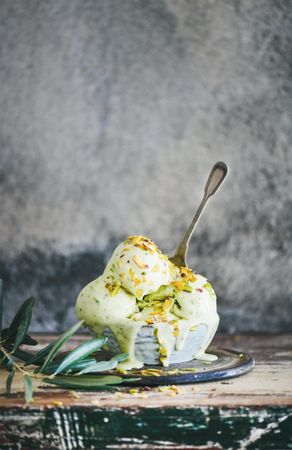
[0,334,292,449]
[1,334,291,408]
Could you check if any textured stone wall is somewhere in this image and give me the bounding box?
[0,0,291,332]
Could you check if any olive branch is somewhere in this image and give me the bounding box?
[0,279,136,402]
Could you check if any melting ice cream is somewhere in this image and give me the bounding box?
[76,235,219,369]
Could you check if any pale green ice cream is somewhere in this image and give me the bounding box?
[76,276,138,325]
[103,235,173,299]
[76,235,219,369]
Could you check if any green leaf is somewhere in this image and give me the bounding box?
[37,353,127,375]
[0,329,37,346]
[21,335,38,346]
[39,320,84,373]
[77,353,128,375]
[4,356,14,370]
[6,297,34,341]
[112,353,128,363]
[24,375,33,403]
[12,348,36,363]
[77,358,118,374]
[0,353,13,368]
[0,279,3,342]
[0,348,14,369]
[121,378,141,382]
[0,328,10,340]
[12,298,34,352]
[43,374,124,390]
[6,369,15,394]
[24,341,56,366]
[40,358,98,375]
[0,343,36,363]
[66,358,98,372]
[52,337,107,376]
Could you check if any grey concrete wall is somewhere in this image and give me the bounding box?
[0,0,291,332]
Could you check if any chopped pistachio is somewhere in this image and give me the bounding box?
[133,255,149,269]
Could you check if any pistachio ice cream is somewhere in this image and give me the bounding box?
[76,235,219,369]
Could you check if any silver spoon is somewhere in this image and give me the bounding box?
[169,161,229,268]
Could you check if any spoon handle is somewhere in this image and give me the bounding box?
[173,161,228,266]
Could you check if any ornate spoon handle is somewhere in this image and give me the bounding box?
[170,161,229,268]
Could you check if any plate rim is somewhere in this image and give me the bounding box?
[110,347,255,386]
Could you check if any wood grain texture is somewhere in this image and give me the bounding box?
[0,334,292,449]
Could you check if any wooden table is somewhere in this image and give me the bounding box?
[0,334,291,449]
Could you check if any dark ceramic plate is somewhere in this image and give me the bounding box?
[99,348,254,386]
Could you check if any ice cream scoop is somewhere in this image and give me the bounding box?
[76,276,138,326]
[103,235,173,299]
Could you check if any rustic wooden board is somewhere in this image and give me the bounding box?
[0,334,292,449]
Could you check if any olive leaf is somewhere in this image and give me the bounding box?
[21,335,38,346]
[12,298,34,352]
[12,348,37,363]
[39,352,129,375]
[0,280,141,401]
[24,341,56,366]
[77,353,128,375]
[0,329,38,346]
[38,357,97,375]
[24,375,33,403]
[43,374,124,390]
[0,344,33,365]
[51,337,107,376]
[3,356,14,370]
[6,369,15,394]
[111,353,128,363]
[39,320,84,372]
[77,358,118,374]
[5,297,34,342]
[66,357,98,372]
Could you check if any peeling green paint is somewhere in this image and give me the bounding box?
[0,406,291,449]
